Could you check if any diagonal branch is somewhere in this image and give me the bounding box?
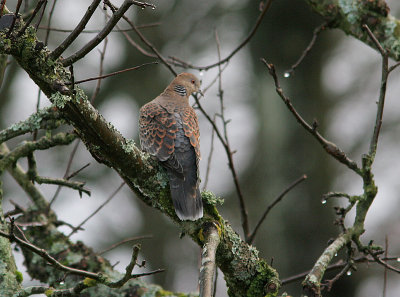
[103,0,176,76]
[0,132,77,172]
[50,0,102,60]
[247,174,307,244]
[62,0,151,66]
[262,58,363,176]
[169,0,273,71]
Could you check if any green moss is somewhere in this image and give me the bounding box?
[201,191,224,206]
[44,289,54,296]
[246,261,279,297]
[122,139,136,154]
[15,271,23,283]
[51,92,71,109]
[83,277,97,287]
[338,0,359,24]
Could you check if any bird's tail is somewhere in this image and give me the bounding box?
[167,170,203,221]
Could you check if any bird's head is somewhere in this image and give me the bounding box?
[172,72,202,97]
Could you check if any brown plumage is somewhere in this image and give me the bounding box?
[139,73,203,220]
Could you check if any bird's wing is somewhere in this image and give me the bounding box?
[139,101,178,162]
[181,106,200,159]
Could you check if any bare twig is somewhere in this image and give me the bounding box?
[324,261,353,291]
[49,140,80,207]
[39,23,161,33]
[43,0,58,45]
[281,256,398,286]
[104,0,176,76]
[67,62,158,85]
[199,223,220,297]
[35,175,90,196]
[284,22,327,77]
[213,29,249,238]
[17,0,46,36]
[91,25,108,103]
[108,244,140,288]
[169,0,273,71]
[34,0,47,30]
[62,0,143,66]
[248,174,307,244]
[0,229,101,280]
[202,115,216,190]
[6,0,22,37]
[383,235,388,297]
[365,248,400,274]
[66,162,90,180]
[261,58,362,176]
[388,61,400,73]
[68,182,125,237]
[50,0,102,60]
[363,24,389,159]
[108,245,164,288]
[97,235,153,255]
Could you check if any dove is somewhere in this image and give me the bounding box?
[139,73,203,221]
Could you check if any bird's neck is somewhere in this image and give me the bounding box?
[162,85,189,100]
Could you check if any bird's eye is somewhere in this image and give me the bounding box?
[191,79,195,84]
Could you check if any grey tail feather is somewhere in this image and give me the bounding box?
[167,170,203,221]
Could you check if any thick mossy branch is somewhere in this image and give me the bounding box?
[0,155,190,297]
[0,181,22,297]
[0,107,64,144]
[306,0,400,60]
[0,132,77,173]
[0,15,280,297]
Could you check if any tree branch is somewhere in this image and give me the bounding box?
[0,132,77,173]
[305,0,400,60]
[199,223,220,297]
[50,0,102,60]
[248,174,307,244]
[0,107,63,144]
[169,0,273,71]
[0,12,280,297]
[262,58,363,176]
[62,0,151,66]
